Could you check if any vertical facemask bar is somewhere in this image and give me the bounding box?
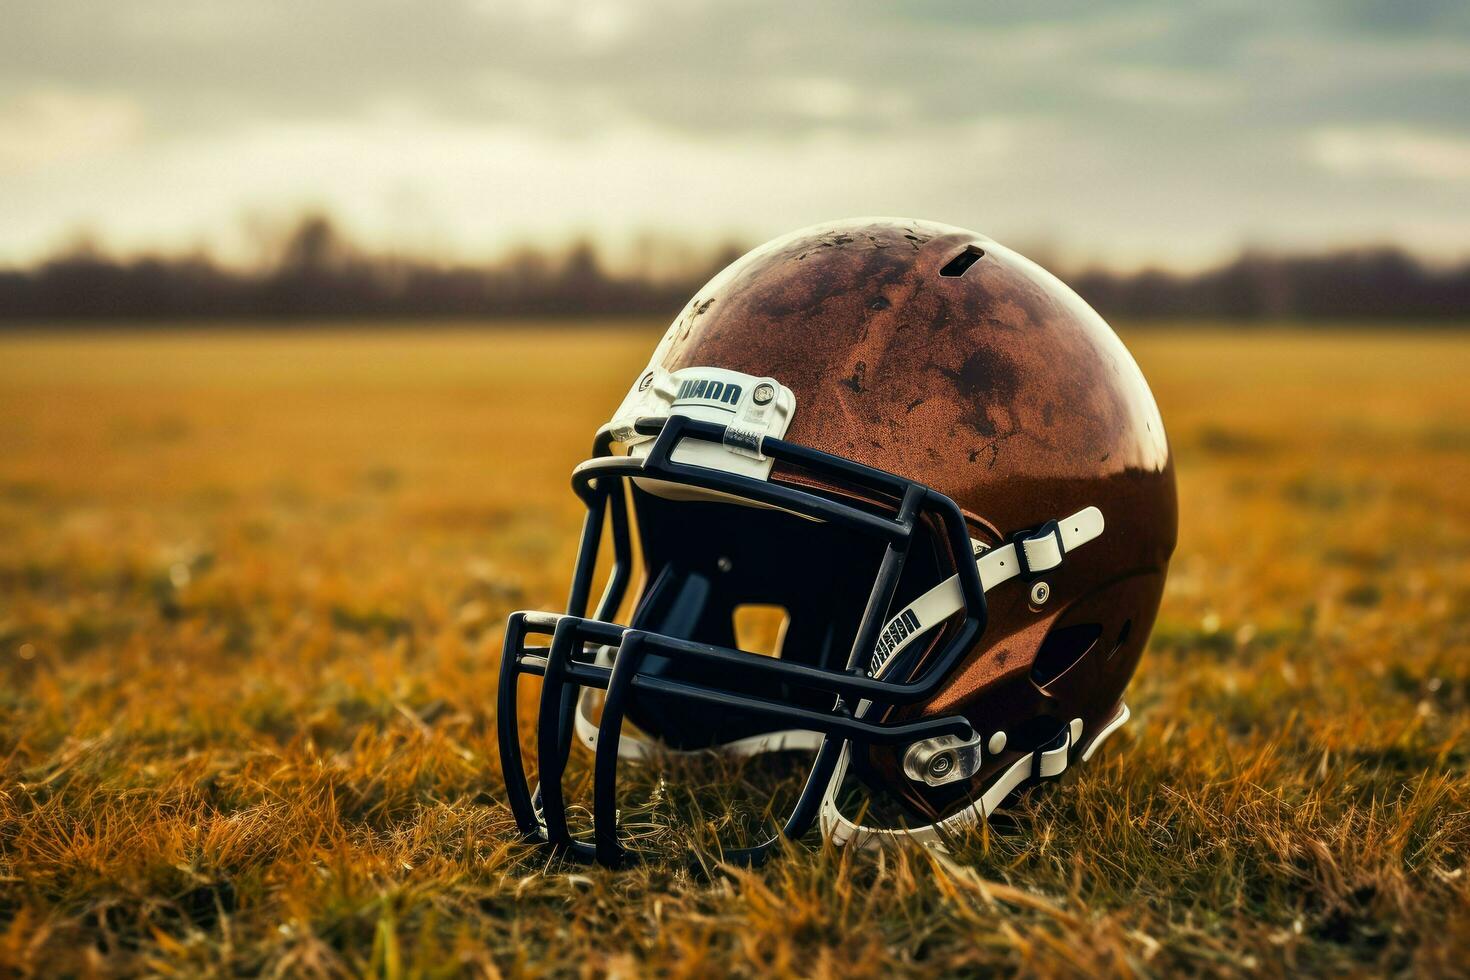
[845,483,925,673]
[565,495,606,619]
[918,485,988,667]
[590,630,650,865]
[591,477,633,621]
[496,611,543,838]
[566,465,633,623]
[535,615,586,849]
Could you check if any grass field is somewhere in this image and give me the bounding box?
[1,324,1467,977]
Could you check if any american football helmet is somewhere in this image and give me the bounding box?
[496,218,1176,865]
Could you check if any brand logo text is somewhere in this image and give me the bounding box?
[675,378,743,405]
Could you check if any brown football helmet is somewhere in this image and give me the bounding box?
[497,218,1176,864]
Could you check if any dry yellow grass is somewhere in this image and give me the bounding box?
[0,323,1467,977]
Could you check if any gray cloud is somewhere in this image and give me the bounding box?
[7,0,1461,135]
[0,0,1466,262]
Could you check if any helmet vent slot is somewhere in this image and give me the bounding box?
[1031,622,1102,688]
[939,244,985,278]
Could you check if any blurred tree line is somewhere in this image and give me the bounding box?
[1,215,1466,323]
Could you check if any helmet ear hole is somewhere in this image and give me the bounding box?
[1107,619,1133,659]
[1012,714,1066,753]
[1030,622,1102,688]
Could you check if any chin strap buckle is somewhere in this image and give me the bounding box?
[1014,519,1066,580]
[1031,717,1084,781]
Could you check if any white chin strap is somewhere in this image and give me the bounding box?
[818,702,1129,853]
[572,505,1117,849]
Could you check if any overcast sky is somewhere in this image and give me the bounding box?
[2,0,1468,268]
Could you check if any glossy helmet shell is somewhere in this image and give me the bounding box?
[633,218,1176,821]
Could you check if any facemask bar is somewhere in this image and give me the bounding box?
[495,414,988,866]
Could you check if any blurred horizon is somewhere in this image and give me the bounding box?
[4,211,1469,323]
[4,1,1469,272]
